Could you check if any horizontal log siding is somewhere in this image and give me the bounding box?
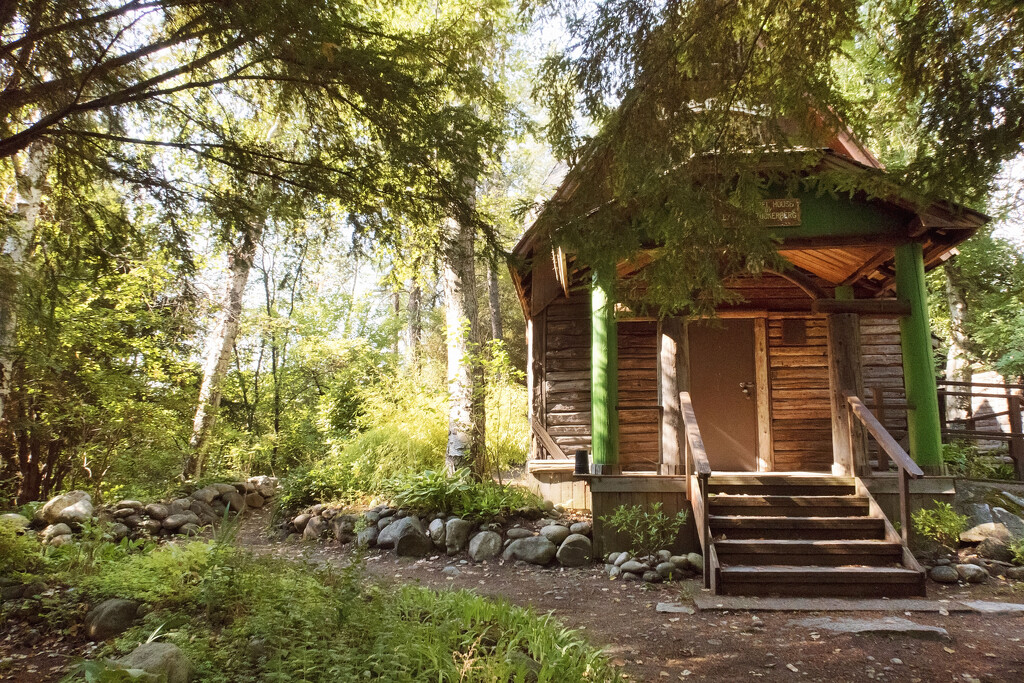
[859,316,909,458]
[618,321,660,471]
[543,293,592,457]
[769,318,833,471]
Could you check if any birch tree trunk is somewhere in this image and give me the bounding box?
[487,263,504,342]
[443,203,486,477]
[185,221,262,477]
[0,142,47,424]
[406,282,421,370]
[943,264,971,421]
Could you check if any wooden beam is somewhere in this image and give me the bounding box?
[827,313,868,476]
[764,267,829,300]
[811,299,911,316]
[778,234,912,250]
[660,319,684,475]
[754,317,774,472]
[838,247,893,287]
[532,416,569,459]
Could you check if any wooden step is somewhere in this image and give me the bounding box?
[714,539,903,566]
[709,515,886,540]
[708,495,869,517]
[717,566,926,597]
[707,474,856,496]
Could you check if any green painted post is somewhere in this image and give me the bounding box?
[591,269,619,473]
[895,243,944,472]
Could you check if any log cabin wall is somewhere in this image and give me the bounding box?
[617,321,660,471]
[859,316,910,452]
[541,292,592,458]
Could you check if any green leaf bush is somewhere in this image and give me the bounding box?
[388,469,544,521]
[601,502,689,558]
[912,502,969,550]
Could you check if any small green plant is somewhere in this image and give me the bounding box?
[912,502,969,549]
[388,469,544,521]
[0,519,44,576]
[601,502,689,558]
[1010,537,1024,566]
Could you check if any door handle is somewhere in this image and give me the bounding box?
[739,381,753,398]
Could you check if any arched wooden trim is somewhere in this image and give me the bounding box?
[763,267,828,300]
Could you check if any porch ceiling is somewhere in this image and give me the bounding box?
[779,246,885,287]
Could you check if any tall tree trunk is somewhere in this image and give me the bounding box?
[944,264,971,421]
[406,282,421,370]
[487,263,504,342]
[1,142,47,424]
[185,221,262,478]
[443,201,486,477]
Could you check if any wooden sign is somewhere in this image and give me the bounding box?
[759,198,801,227]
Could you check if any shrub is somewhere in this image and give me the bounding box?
[389,469,545,521]
[912,502,969,549]
[943,441,1015,480]
[601,502,689,558]
[1010,537,1024,566]
[0,519,43,576]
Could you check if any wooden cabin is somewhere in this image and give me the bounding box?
[511,148,987,597]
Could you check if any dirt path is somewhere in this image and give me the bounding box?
[240,510,1024,682]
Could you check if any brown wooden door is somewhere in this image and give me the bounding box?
[688,319,759,471]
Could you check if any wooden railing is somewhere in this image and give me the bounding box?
[938,380,1024,480]
[846,392,924,544]
[680,391,712,587]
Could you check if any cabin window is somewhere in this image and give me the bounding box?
[781,318,807,345]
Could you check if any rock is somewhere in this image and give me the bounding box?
[0,513,30,529]
[506,528,534,540]
[614,552,631,567]
[955,563,989,583]
[1006,566,1024,581]
[428,518,447,549]
[145,503,169,520]
[993,507,1024,537]
[445,518,474,555]
[249,475,278,498]
[622,571,642,582]
[211,483,236,496]
[977,537,1013,563]
[244,493,265,509]
[502,536,557,565]
[656,549,672,563]
[442,566,461,578]
[539,524,571,545]
[687,552,704,573]
[162,512,200,531]
[190,487,219,504]
[642,570,662,583]
[117,642,193,683]
[656,602,695,614]
[555,534,592,567]
[85,598,138,640]
[670,555,691,570]
[569,521,592,536]
[292,514,311,532]
[40,491,91,525]
[607,564,622,579]
[169,498,191,514]
[178,523,201,537]
[390,518,433,557]
[114,500,144,511]
[656,561,679,580]
[332,515,357,541]
[469,531,503,561]
[113,508,136,519]
[42,523,72,542]
[377,517,393,531]
[790,616,949,641]
[222,491,246,513]
[107,523,129,542]
[961,503,999,543]
[303,516,326,541]
[189,500,218,525]
[356,526,378,548]
[929,565,960,583]
[378,516,425,550]
[140,519,163,535]
[49,534,73,547]
[607,551,621,565]
[363,510,381,525]
[57,498,94,525]
[620,560,648,574]
[1003,491,1024,508]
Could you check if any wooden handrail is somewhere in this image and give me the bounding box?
[846,392,921,544]
[938,379,1024,391]
[679,390,712,586]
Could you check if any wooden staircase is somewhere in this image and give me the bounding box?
[705,473,926,597]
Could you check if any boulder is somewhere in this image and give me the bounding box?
[117,642,193,683]
[622,571,642,582]
[145,503,169,521]
[687,552,704,573]
[502,536,557,565]
[955,563,989,584]
[356,526,379,548]
[929,565,960,583]
[107,523,129,542]
[468,531,503,561]
[670,555,691,570]
[50,533,73,547]
[377,516,423,550]
[42,523,72,542]
[539,524,571,545]
[249,475,278,498]
[960,503,1001,543]
[40,491,91,525]
[613,552,631,567]
[85,598,138,640]
[656,561,679,580]
[656,549,672,563]
[162,512,200,531]
[222,491,246,513]
[442,565,462,578]
[363,510,382,525]
[140,519,163,535]
[620,560,648,574]
[292,514,311,533]
[113,508,136,519]
[569,521,592,536]
[428,518,447,549]
[1006,566,1024,581]
[977,537,1014,563]
[607,564,622,579]
[169,498,192,514]
[394,524,434,557]
[244,492,265,509]
[506,527,534,540]
[993,507,1024,537]
[445,518,474,555]
[178,523,201,537]
[190,487,219,504]
[642,570,662,583]
[211,483,237,496]
[377,517,393,531]
[555,534,592,567]
[332,514,357,541]
[57,498,94,525]
[114,500,144,511]
[302,516,326,541]
[0,513,29,530]
[189,500,218,525]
